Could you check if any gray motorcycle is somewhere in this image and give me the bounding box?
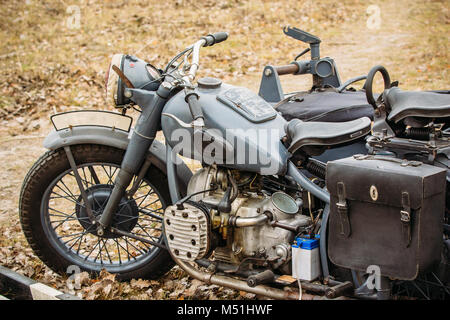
[19,31,450,300]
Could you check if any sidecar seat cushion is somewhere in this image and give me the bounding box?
[285,117,372,154]
[275,90,374,122]
[384,87,450,123]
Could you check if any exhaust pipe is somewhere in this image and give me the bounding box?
[228,213,269,227]
[173,256,324,300]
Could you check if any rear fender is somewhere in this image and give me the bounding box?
[43,126,192,195]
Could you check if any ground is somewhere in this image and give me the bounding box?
[0,0,448,299]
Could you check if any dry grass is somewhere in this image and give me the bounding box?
[0,0,448,299]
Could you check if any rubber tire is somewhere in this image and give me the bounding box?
[19,144,174,281]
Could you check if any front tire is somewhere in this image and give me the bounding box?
[19,144,174,280]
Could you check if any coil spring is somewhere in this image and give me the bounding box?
[306,159,326,180]
[405,127,432,140]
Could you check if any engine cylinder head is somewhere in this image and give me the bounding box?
[164,202,211,262]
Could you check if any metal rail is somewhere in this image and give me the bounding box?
[0,265,80,300]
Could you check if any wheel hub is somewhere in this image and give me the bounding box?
[76,184,138,238]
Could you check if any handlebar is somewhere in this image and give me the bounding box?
[273,64,299,76]
[164,32,229,126]
[184,32,229,81]
[202,32,229,47]
[365,65,391,108]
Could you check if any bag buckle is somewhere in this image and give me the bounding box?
[400,209,410,223]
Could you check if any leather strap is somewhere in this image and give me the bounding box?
[336,182,351,238]
[400,191,412,247]
[112,65,135,89]
[353,154,422,167]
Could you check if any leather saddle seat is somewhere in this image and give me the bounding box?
[384,87,450,123]
[276,90,375,122]
[285,117,372,154]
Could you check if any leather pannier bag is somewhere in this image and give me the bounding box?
[326,155,447,280]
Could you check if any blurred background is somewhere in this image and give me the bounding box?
[1,0,448,122]
[0,0,448,299]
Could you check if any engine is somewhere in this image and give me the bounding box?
[163,166,312,274]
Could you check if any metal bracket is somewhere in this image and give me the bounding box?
[162,112,203,128]
[258,65,284,103]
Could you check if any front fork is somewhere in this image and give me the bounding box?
[96,84,172,235]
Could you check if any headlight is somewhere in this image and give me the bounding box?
[105,54,161,106]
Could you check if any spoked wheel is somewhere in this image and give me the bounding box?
[19,144,174,280]
[391,272,450,300]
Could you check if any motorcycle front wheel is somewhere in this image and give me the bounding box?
[19,144,174,280]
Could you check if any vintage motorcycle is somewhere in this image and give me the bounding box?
[19,29,450,300]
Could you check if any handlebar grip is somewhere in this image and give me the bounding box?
[202,32,229,47]
[364,65,391,108]
[185,92,204,120]
[274,64,299,76]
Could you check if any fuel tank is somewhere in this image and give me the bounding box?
[161,78,289,175]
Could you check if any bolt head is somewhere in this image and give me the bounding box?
[124,90,132,98]
[161,81,172,90]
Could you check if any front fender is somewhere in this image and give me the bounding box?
[43,126,192,195]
